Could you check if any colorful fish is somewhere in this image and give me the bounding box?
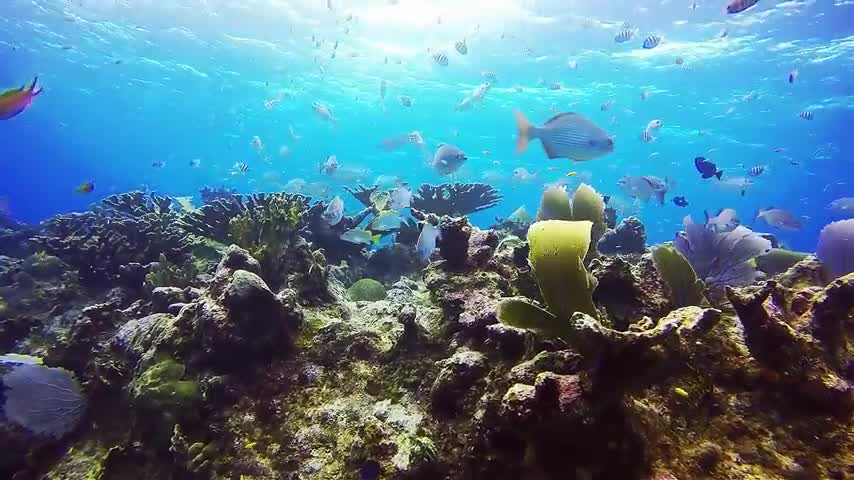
[75,181,95,194]
[0,77,42,120]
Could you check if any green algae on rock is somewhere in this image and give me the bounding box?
[652,243,707,308]
[346,278,387,301]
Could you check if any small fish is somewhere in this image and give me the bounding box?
[600,100,615,111]
[264,93,283,110]
[674,57,684,65]
[454,39,468,55]
[432,52,449,66]
[567,171,577,177]
[788,69,799,84]
[673,387,690,398]
[312,101,338,127]
[288,124,301,141]
[232,162,249,174]
[369,210,404,232]
[189,158,201,168]
[646,119,663,130]
[278,146,291,159]
[618,175,672,204]
[433,144,468,175]
[151,160,166,168]
[245,442,257,450]
[75,181,95,194]
[773,147,787,153]
[614,24,638,43]
[398,95,412,107]
[340,228,381,246]
[321,155,339,175]
[250,136,264,154]
[567,59,578,70]
[416,223,441,261]
[694,157,723,180]
[512,167,538,183]
[549,81,561,91]
[640,128,655,143]
[673,196,688,207]
[705,208,739,232]
[322,196,345,226]
[640,90,651,101]
[0,77,42,120]
[748,165,766,177]
[389,185,412,210]
[755,208,802,231]
[481,71,498,82]
[726,0,760,14]
[521,46,534,57]
[828,197,854,213]
[515,110,614,161]
[379,79,387,100]
[799,111,814,120]
[718,28,729,39]
[715,177,753,196]
[642,34,662,49]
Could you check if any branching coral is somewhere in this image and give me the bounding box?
[199,185,238,205]
[411,183,502,216]
[30,192,192,285]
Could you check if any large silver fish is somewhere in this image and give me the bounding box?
[515,110,614,161]
[432,144,467,175]
[618,175,672,204]
[322,196,344,226]
[755,208,802,232]
[416,223,441,261]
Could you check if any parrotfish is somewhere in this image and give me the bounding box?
[0,77,42,120]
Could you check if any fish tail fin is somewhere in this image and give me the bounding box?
[29,77,38,91]
[514,110,532,154]
[715,170,723,180]
[655,191,665,205]
[753,209,762,221]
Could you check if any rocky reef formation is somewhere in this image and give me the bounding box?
[2,198,852,480]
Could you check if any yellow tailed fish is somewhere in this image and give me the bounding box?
[0,77,42,120]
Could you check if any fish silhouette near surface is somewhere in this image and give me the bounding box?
[0,77,42,120]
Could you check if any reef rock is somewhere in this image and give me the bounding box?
[430,349,487,413]
[598,216,647,255]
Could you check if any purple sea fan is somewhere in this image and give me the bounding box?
[816,219,854,280]
[673,215,772,288]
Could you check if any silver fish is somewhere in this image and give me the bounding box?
[755,208,802,231]
[398,95,413,107]
[389,185,412,210]
[455,39,468,55]
[618,175,671,204]
[312,101,338,126]
[704,208,739,232]
[828,197,854,213]
[512,167,538,183]
[416,223,441,261]
[321,155,339,175]
[614,26,638,43]
[515,110,614,161]
[323,196,344,226]
[432,52,449,66]
[433,144,468,175]
[799,111,814,120]
[640,128,655,143]
[369,210,404,232]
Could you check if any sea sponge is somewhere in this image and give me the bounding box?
[347,278,388,302]
[755,248,809,277]
[536,187,573,221]
[498,220,598,335]
[527,220,598,319]
[652,244,707,308]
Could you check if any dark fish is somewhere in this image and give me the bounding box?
[673,196,688,207]
[603,195,611,204]
[454,39,467,55]
[799,111,814,120]
[727,0,760,14]
[694,156,723,180]
[642,34,661,49]
[748,165,765,177]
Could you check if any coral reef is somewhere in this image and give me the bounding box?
[411,183,502,216]
[4,189,854,480]
[31,192,192,286]
[199,185,238,204]
[598,216,647,255]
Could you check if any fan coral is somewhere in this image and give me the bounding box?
[816,219,854,280]
[673,215,771,289]
[0,354,86,438]
[411,183,502,216]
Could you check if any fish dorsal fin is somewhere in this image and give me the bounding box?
[543,112,578,126]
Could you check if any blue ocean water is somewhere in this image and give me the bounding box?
[1,0,851,252]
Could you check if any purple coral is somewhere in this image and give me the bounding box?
[816,219,854,280]
[674,215,772,288]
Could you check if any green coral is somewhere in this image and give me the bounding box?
[498,220,599,338]
[536,186,573,221]
[21,251,66,278]
[130,357,200,412]
[144,254,198,290]
[347,278,388,302]
[755,248,810,277]
[652,244,707,308]
[0,297,7,317]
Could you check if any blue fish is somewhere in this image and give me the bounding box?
[643,34,662,49]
